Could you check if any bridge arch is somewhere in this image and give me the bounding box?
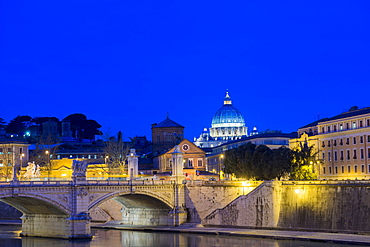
[89,191,174,226]
[0,192,69,215]
[89,191,173,211]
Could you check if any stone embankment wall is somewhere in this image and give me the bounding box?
[185,180,263,224]
[199,181,370,232]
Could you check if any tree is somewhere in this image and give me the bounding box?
[6,115,32,136]
[103,131,130,177]
[29,133,60,179]
[291,142,318,180]
[268,146,292,180]
[224,142,293,180]
[0,118,6,130]
[251,145,273,180]
[63,114,102,140]
[224,142,257,179]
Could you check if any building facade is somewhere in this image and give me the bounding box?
[291,107,370,180]
[154,139,207,179]
[0,139,30,180]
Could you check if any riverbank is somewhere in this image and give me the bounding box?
[92,221,370,246]
[1,220,370,245]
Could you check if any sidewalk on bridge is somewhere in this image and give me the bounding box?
[92,221,370,245]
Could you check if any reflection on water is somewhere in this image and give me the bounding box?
[0,225,367,247]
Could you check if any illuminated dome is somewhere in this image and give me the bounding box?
[211,92,245,128]
[210,92,247,140]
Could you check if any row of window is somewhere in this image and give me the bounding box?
[322,148,370,162]
[320,119,370,134]
[168,158,203,168]
[323,164,370,175]
[322,136,370,148]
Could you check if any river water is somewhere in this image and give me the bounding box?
[0,225,367,247]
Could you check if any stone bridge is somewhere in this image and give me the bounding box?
[0,180,187,239]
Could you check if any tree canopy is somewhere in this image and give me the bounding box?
[224,142,293,180]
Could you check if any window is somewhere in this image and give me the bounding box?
[334,140,337,146]
[0,148,3,154]
[198,160,203,167]
[334,151,337,161]
[7,148,12,154]
[346,123,349,129]
[340,124,343,130]
[188,159,193,167]
[323,167,326,174]
[322,152,325,160]
[355,165,358,173]
[368,148,370,159]
[322,141,325,148]
[353,137,357,145]
[353,150,357,159]
[0,160,3,167]
[341,166,344,173]
[348,166,351,173]
[328,152,331,161]
[328,141,331,147]
[368,119,370,126]
[368,135,370,142]
[333,125,337,131]
[328,126,331,132]
[360,121,363,128]
[20,148,23,154]
[335,166,338,174]
[329,167,332,174]
[340,151,344,160]
[362,165,365,173]
[346,138,350,145]
[340,139,343,146]
[361,149,364,159]
[353,122,357,129]
[361,136,364,143]
[322,127,325,133]
[347,150,350,160]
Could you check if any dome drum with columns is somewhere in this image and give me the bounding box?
[194,91,250,148]
[210,91,247,140]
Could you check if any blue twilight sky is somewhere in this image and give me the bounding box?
[1,1,370,140]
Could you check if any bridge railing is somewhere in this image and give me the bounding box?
[0,179,178,187]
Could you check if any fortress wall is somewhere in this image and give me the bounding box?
[197,181,370,232]
[185,181,262,224]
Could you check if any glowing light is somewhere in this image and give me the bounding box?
[61,174,67,177]
[295,189,303,194]
[242,181,250,187]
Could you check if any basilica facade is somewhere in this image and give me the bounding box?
[194,91,251,148]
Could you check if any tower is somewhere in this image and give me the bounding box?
[151,116,184,156]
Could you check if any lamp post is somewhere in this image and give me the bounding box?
[45,150,50,180]
[219,154,224,180]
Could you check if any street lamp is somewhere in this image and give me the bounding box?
[219,154,224,180]
[45,150,50,180]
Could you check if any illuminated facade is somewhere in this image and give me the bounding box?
[154,139,207,179]
[194,91,248,148]
[291,107,370,180]
[0,140,30,180]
